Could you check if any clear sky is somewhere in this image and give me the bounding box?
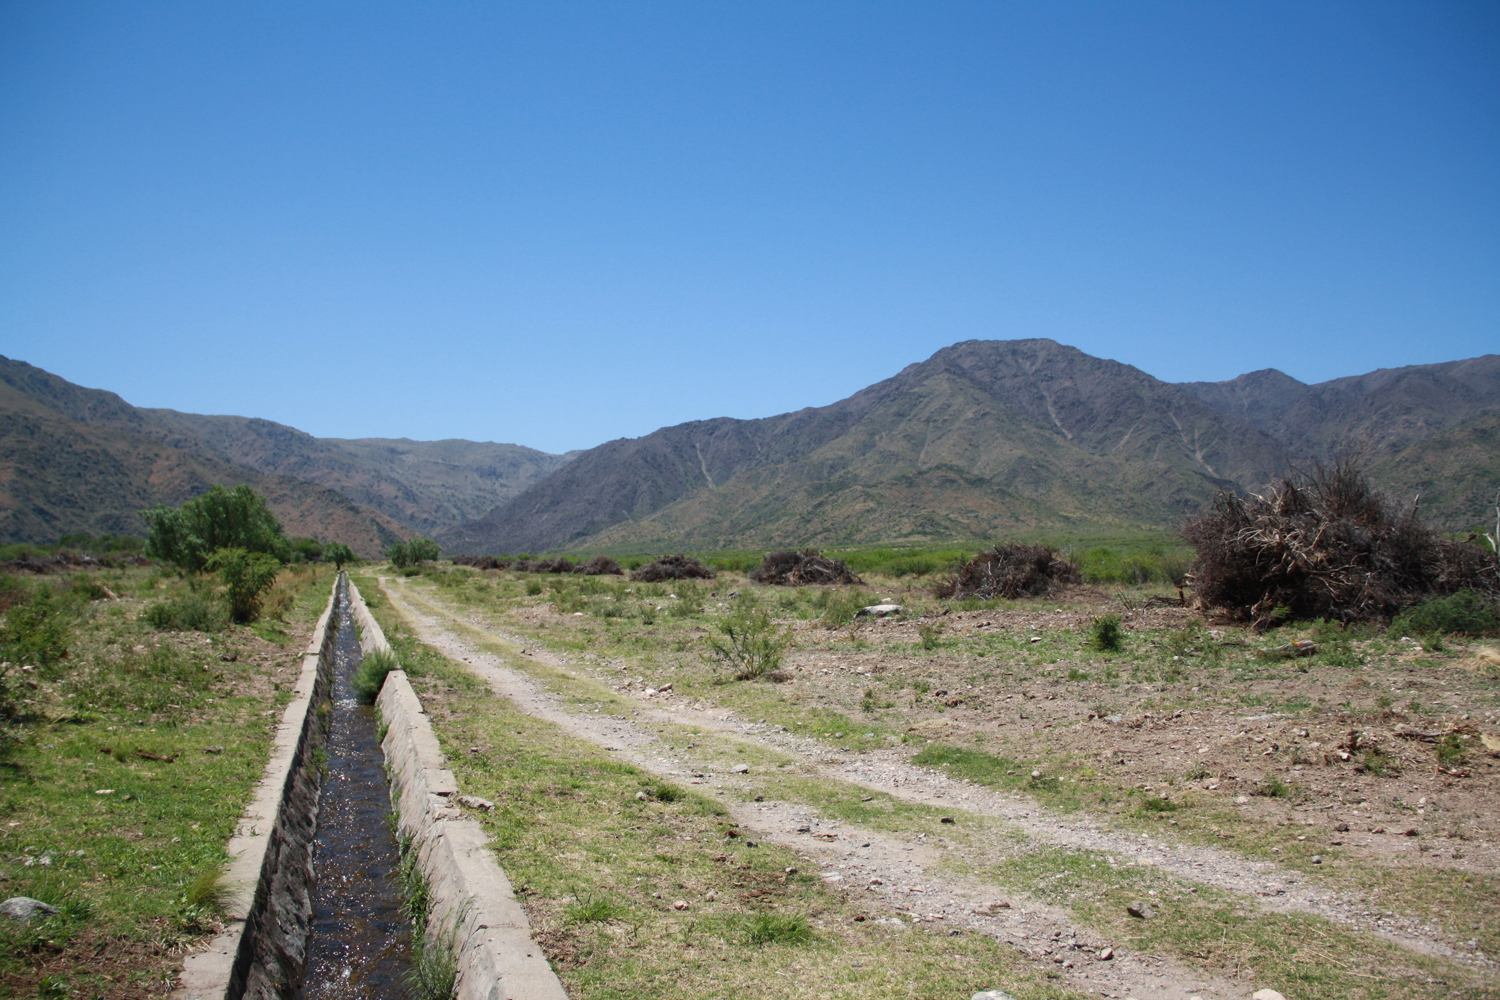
[2,1,1496,455]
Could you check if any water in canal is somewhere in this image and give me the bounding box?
[298,580,413,998]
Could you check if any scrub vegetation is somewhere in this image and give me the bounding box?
[0,561,336,996]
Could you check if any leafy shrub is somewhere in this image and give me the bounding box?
[1090,614,1124,652]
[1389,589,1500,638]
[352,648,400,703]
[706,608,791,681]
[143,484,288,571]
[206,547,281,623]
[143,593,229,632]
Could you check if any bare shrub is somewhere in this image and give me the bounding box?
[1182,457,1499,627]
[749,549,862,586]
[630,555,716,583]
[933,544,1080,600]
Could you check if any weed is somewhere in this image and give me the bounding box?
[352,648,400,703]
[1139,794,1179,813]
[1254,777,1294,799]
[744,912,811,946]
[566,890,623,924]
[1359,748,1400,777]
[1437,733,1466,766]
[917,623,944,650]
[1390,589,1500,637]
[525,580,543,596]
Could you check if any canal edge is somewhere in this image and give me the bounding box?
[356,581,569,1000]
[175,574,340,999]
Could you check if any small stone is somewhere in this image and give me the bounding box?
[1126,901,1155,919]
[1334,822,1350,832]
[856,604,903,618]
[94,789,114,795]
[673,900,688,910]
[636,791,649,800]
[1252,991,1288,1000]
[1097,946,1114,960]
[456,795,495,811]
[1030,770,1043,779]
[1029,636,1042,643]
[731,764,749,774]
[1311,855,1323,864]
[1234,795,1250,805]
[971,992,1017,1000]
[0,897,58,924]
[705,891,716,901]
[940,816,956,824]
[203,746,223,754]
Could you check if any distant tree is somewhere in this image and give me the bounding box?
[289,536,325,564]
[323,542,356,570]
[387,537,440,567]
[143,485,288,572]
[205,547,282,623]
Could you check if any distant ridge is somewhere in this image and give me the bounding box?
[439,342,1500,555]
[5,343,1494,556]
[438,339,1290,554]
[0,356,567,552]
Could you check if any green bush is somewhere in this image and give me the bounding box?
[1090,614,1124,652]
[706,608,791,681]
[1389,589,1500,637]
[143,484,288,572]
[206,547,281,623]
[352,648,400,703]
[0,585,73,672]
[143,593,229,632]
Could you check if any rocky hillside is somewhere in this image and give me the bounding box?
[0,373,407,555]
[1178,355,1500,526]
[438,340,1292,554]
[0,355,571,550]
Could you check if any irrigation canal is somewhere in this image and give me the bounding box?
[297,579,414,997]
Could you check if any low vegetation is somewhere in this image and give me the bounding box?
[0,561,334,995]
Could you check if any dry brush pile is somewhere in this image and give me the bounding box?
[749,549,862,586]
[933,543,1081,600]
[1182,459,1499,627]
[630,554,716,583]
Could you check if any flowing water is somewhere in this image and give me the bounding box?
[298,581,413,997]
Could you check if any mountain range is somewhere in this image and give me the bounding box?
[2,341,1495,557]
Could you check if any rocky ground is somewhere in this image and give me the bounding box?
[376,572,1500,1000]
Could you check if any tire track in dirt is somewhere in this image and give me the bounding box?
[381,580,1483,996]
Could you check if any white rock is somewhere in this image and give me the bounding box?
[731,764,749,773]
[0,897,58,924]
[1252,991,1287,1000]
[972,991,1017,1000]
[856,604,903,618]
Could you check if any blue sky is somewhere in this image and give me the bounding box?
[2,1,1495,454]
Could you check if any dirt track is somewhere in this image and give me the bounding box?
[380,577,1494,999]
